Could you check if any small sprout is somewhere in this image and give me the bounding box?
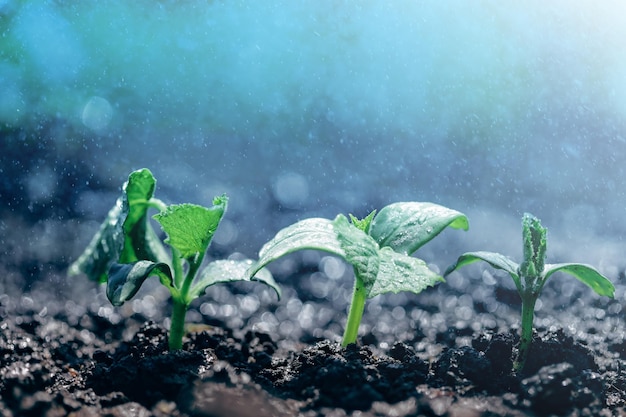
[69,169,280,350]
[445,213,615,373]
[247,202,469,346]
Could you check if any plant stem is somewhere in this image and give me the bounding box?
[513,293,538,373]
[172,248,184,289]
[168,253,205,350]
[169,298,187,350]
[342,274,367,347]
[148,198,168,212]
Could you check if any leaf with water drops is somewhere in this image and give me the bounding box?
[445,251,522,292]
[107,260,172,306]
[191,259,281,300]
[68,198,126,283]
[119,168,169,264]
[248,218,345,279]
[69,168,169,282]
[333,214,380,290]
[368,247,443,298]
[543,263,615,298]
[369,202,469,255]
[153,199,227,259]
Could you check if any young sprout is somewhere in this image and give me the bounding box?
[69,169,280,350]
[445,213,614,373]
[247,202,469,346]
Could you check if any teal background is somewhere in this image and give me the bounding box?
[2,1,626,271]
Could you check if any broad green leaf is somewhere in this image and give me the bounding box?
[107,261,172,306]
[249,218,345,279]
[154,199,227,259]
[445,251,521,292]
[543,263,615,298]
[369,202,469,255]
[68,199,126,283]
[333,214,380,290]
[368,248,443,298]
[190,259,281,300]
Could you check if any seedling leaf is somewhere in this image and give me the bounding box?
[349,210,377,233]
[154,200,227,259]
[445,213,615,373]
[369,247,443,298]
[251,201,466,347]
[249,218,345,278]
[520,213,547,279]
[107,260,172,306]
[445,251,521,291]
[68,199,126,283]
[369,202,469,255]
[123,168,156,226]
[333,214,380,290]
[191,259,281,300]
[119,168,169,264]
[543,263,615,298]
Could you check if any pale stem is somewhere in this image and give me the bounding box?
[341,274,367,347]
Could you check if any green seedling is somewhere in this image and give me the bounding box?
[247,202,469,346]
[445,213,614,373]
[69,168,280,350]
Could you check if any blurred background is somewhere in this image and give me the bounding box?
[2,1,626,296]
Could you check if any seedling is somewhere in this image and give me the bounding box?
[247,202,469,346]
[445,213,614,373]
[69,168,280,350]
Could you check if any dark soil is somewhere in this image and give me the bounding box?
[2,251,626,417]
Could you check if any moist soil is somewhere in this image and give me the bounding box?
[2,252,626,417]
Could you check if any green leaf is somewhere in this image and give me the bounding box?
[445,251,521,292]
[107,261,172,306]
[349,210,377,233]
[333,214,380,290]
[368,248,443,298]
[212,194,228,208]
[119,168,169,264]
[369,202,469,255]
[123,168,156,227]
[69,168,170,283]
[543,263,615,298]
[248,218,345,279]
[120,169,155,263]
[520,213,547,279]
[154,199,227,259]
[68,199,126,283]
[190,259,281,300]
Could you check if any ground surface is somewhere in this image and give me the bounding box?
[2,242,626,417]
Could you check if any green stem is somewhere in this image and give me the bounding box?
[148,198,168,212]
[172,248,184,289]
[513,293,538,373]
[342,275,367,347]
[168,253,205,350]
[169,298,188,350]
[182,253,204,300]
